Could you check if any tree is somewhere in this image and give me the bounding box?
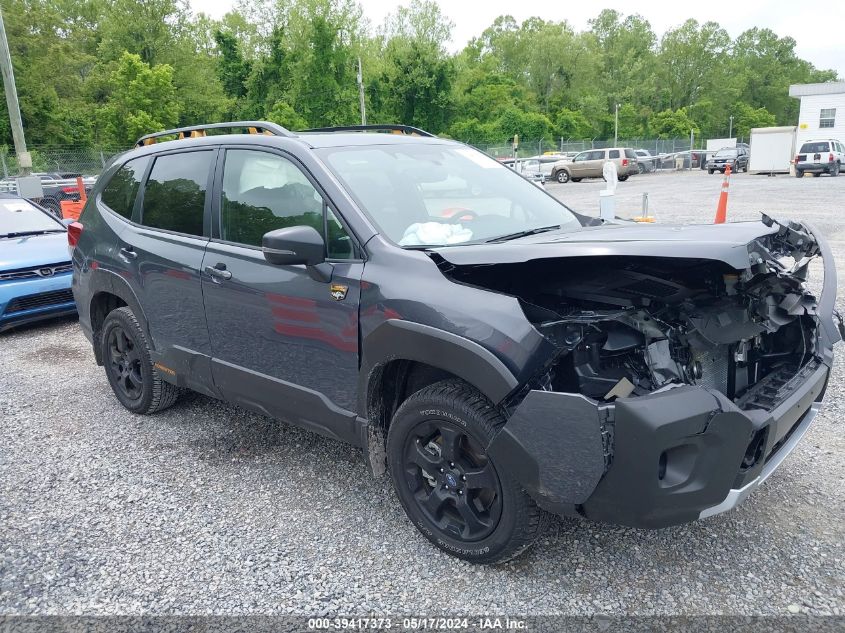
[732,103,776,139]
[650,108,698,139]
[267,101,308,130]
[99,52,180,146]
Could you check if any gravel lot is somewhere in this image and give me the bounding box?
[1,170,843,617]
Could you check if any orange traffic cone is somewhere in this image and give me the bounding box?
[714,164,731,224]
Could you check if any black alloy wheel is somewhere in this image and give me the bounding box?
[402,419,503,542]
[107,325,144,402]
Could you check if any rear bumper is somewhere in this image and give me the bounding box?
[795,161,834,173]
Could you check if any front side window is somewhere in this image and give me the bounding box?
[101,156,149,219]
[220,149,354,258]
[141,151,212,236]
[319,143,582,246]
[819,108,835,128]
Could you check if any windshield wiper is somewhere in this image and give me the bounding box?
[2,229,65,238]
[486,225,561,243]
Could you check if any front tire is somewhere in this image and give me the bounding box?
[387,380,544,564]
[100,307,180,414]
[708,169,714,175]
[556,170,570,183]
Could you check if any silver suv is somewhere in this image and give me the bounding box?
[551,148,638,183]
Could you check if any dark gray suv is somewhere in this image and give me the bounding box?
[71,121,842,563]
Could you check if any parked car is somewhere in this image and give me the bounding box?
[72,121,842,564]
[635,149,657,173]
[0,193,76,332]
[0,172,95,218]
[794,139,844,178]
[707,147,750,174]
[551,147,639,183]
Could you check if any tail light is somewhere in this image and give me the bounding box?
[794,156,799,163]
[62,186,79,194]
[67,221,83,248]
[830,153,835,163]
[622,158,629,166]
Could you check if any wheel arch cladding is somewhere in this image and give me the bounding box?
[87,270,152,363]
[359,320,520,475]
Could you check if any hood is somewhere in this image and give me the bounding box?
[0,232,70,270]
[432,221,780,270]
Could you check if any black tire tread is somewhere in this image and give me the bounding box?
[102,307,180,414]
[391,379,545,564]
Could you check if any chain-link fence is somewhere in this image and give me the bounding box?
[0,145,130,179]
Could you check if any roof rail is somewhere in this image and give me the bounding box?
[300,124,435,138]
[135,121,295,147]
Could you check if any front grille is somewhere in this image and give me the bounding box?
[0,262,72,282]
[5,289,75,314]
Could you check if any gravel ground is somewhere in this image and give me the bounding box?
[1,170,843,616]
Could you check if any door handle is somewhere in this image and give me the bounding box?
[119,246,137,260]
[204,264,232,281]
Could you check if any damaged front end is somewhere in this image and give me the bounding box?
[435,217,842,528]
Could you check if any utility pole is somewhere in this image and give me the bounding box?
[728,115,734,139]
[357,57,366,126]
[0,6,30,175]
[614,103,620,146]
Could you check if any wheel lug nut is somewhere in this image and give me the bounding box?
[461,475,466,481]
[449,462,455,468]
[457,490,463,495]
[439,468,444,473]
[444,485,449,490]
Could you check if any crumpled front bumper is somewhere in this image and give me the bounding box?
[488,224,840,529]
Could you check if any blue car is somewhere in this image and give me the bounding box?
[0,193,76,332]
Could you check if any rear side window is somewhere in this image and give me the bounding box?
[625,149,637,159]
[609,149,620,159]
[140,151,212,236]
[100,157,149,219]
[800,141,829,154]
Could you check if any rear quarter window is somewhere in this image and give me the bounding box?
[100,156,150,219]
[609,150,620,159]
[140,151,213,236]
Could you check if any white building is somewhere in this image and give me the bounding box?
[789,81,845,147]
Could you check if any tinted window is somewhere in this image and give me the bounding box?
[800,142,829,153]
[101,156,149,219]
[326,208,354,259]
[609,149,620,159]
[140,152,211,236]
[221,149,324,247]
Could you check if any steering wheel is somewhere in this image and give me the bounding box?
[440,207,478,223]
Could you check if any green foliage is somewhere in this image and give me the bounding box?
[0,1,838,152]
[650,108,699,139]
[100,52,180,146]
[732,103,777,138]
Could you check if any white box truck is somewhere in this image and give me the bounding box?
[749,126,797,174]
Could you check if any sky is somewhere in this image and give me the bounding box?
[189,0,845,77]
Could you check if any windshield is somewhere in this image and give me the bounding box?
[799,142,829,153]
[0,199,65,237]
[318,143,582,246]
[715,149,738,158]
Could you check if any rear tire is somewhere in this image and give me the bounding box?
[795,169,804,178]
[100,307,180,414]
[831,162,840,177]
[813,172,821,177]
[708,169,714,175]
[618,175,629,182]
[387,379,544,564]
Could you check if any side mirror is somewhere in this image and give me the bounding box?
[262,225,325,266]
